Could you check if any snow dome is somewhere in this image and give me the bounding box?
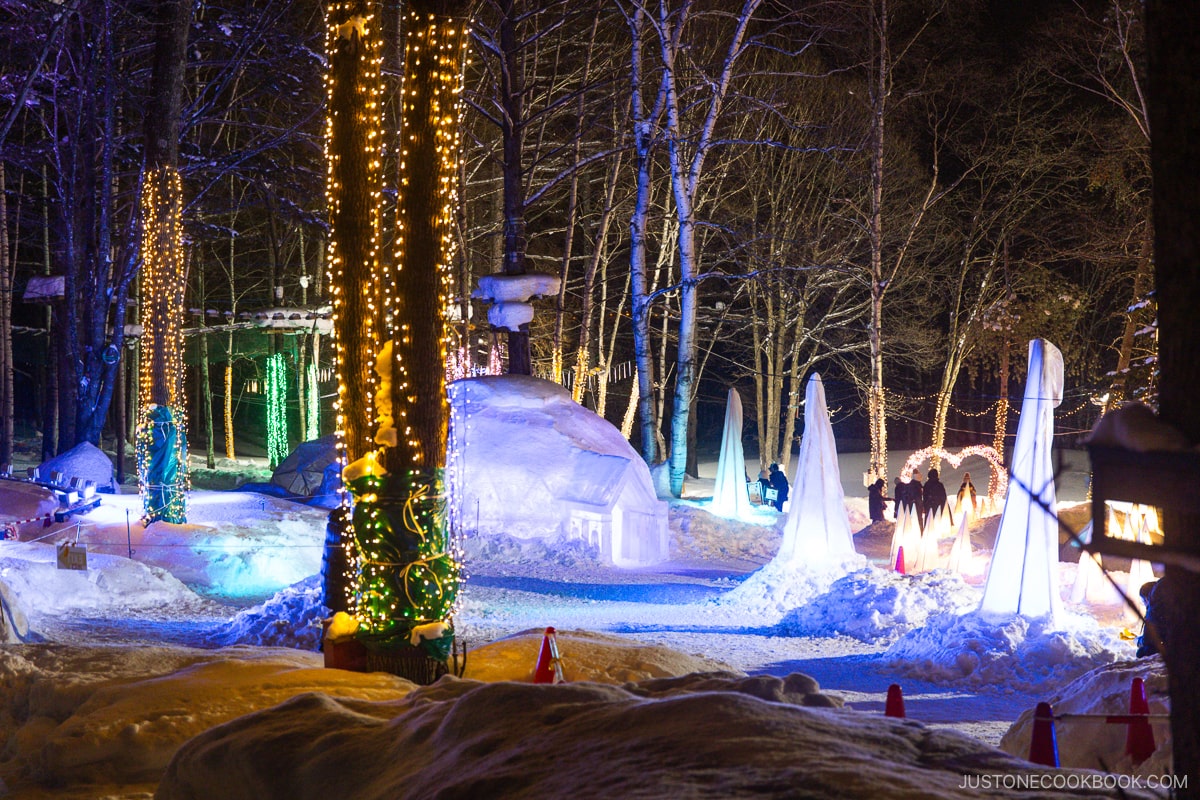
[449,375,669,566]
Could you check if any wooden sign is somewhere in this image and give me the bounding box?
[56,542,88,571]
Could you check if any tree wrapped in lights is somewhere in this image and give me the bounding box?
[266,353,289,467]
[323,0,467,681]
[137,0,192,524]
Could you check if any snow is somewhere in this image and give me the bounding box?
[1087,402,1190,452]
[0,410,1172,799]
[473,272,561,304]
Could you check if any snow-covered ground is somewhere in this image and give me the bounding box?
[0,436,1170,798]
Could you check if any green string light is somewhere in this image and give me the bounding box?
[266,353,289,467]
[305,362,321,442]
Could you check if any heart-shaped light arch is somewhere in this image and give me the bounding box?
[899,445,1007,504]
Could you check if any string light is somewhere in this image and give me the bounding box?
[136,167,189,523]
[305,361,321,441]
[899,445,1008,505]
[266,353,289,466]
[224,360,235,458]
[324,5,469,662]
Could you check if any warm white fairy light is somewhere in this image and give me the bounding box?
[136,167,189,523]
[899,445,1008,504]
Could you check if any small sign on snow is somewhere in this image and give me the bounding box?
[56,542,88,571]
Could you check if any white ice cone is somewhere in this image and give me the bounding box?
[947,512,973,575]
[903,504,922,573]
[889,506,906,570]
[1071,548,1117,605]
[917,518,939,572]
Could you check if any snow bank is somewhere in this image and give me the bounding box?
[208,575,327,650]
[714,553,866,622]
[37,441,116,492]
[884,610,1135,693]
[0,645,413,795]
[1001,656,1170,775]
[157,673,1156,800]
[778,567,979,644]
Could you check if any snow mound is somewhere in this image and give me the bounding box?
[712,553,866,621]
[0,541,202,617]
[157,674,1150,800]
[0,480,59,526]
[74,491,325,600]
[464,628,734,684]
[777,567,979,643]
[668,503,779,563]
[1001,656,1170,775]
[37,441,116,492]
[0,644,414,794]
[208,575,328,650]
[884,609,1135,693]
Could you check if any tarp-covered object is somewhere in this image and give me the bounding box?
[980,339,1064,623]
[271,436,341,504]
[448,376,669,567]
[775,374,855,563]
[142,405,187,524]
[38,441,117,492]
[711,388,752,520]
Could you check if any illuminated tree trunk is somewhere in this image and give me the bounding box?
[0,163,11,469]
[136,0,192,523]
[326,1,467,681]
[323,0,383,615]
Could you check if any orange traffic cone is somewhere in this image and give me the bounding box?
[1029,702,1060,767]
[533,626,565,684]
[885,683,906,718]
[894,546,906,574]
[1126,677,1156,765]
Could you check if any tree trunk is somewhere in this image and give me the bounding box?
[1145,2,1200,793]
[136,0,192,523]
[0,163,12,469]
[866,0,889,485]
[498,0,531,375]
[324,0,383,613]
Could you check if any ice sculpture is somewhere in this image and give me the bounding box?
[980,339,1064,622]
[711,388,753,520]
[775,374,855,562]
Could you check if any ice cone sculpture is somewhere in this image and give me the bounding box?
[980,339,1065,622]
[889,506,906,571]
[902,504,922,573]
[916,521,939,572]
[774,374,855,563]
[946,512,974,575]
[711,388,752,520]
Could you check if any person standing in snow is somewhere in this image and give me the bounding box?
[909,469,925,521]
[1137,580,1165,657]
[868,478,890,522]
[893,477,906,517]
[924,468,949,521]
[768,463,789,511]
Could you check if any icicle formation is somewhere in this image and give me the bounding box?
[980,339,1064,622]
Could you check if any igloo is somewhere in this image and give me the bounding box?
[448,376,669,567]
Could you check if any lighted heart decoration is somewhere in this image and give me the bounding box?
[898,445,1007,500]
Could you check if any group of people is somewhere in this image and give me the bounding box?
[868,468,979,523]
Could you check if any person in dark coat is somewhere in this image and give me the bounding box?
[924,468,949,521]
[909,469,925,521]
[768,463,789,511]
[868,478,890,522]
[1137,580,1165,658]
[893,477,906,517]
